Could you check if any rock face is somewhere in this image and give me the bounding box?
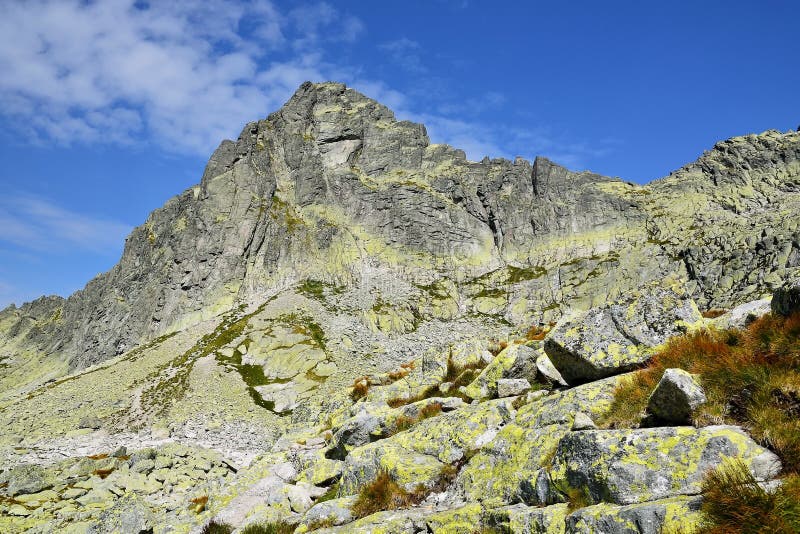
[772,279,800,316]
[647,368,707,424]
[1,82,799,533]
[544,284,702,384]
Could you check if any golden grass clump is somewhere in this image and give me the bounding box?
[601,312,800,473]
[698,460,800,533]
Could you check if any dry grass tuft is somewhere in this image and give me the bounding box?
[350,376,371,401]
[92,468,114,479]
[600,313,800,473]
[386,353,489,408]
[698,460,800,533]
[190,495,209,513]
[525,324,550,341]
[701,308,729,319]
[87,453,109,460]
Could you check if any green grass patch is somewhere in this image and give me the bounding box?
[698,460,800,533]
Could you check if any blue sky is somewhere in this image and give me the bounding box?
[0,0,798,307]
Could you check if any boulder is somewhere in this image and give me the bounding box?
[565,496,702,534]
[535,351,567,386]
[549,426,781,505]
[487,503,569,534]
[570,412,597,431]
[4,464,54,497]
[340,399,514,494]
[299,496,356,529]
[87,494,155,534]
[772,279,800,316]
[463,344,528,400]
[647,368,706,424]
[457,423,569,505]
[715,298,771,330]
[497,378,531,398]
[544,284,702,384]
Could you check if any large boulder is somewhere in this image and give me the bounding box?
[714,298,771,330]
[647,368,706,424]
[772,279,800,316]
[339,399,514,494]
[464,344,537,400]
[565,496,702,534]
[548,426,781,505]
[3,464,54,497]
[456,423,569,506]
[487,503,569,534]
[544,284,702,384]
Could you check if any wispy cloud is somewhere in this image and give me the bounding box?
[0,195,132,254]
[0,0,361,155]
[380,38,426,73]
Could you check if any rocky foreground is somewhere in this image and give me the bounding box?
[1,82,799,533]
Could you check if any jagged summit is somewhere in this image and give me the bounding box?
[1,81,799,375]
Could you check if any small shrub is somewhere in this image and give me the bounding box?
[201,521,233,534]
[698,460,800,533]
[93,468,114,479]
[565,485,593,511]
[419,401,443,419]
[392,414,416,434]
[525,325,549,341]
[351,471,421,518]
[701,308,728,319]
[350,376,371,401]
[190,495,208,513]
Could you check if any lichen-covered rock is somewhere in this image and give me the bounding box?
[298,496,356,531]
[487,503,569,534]
[515,374,625,429]
[4,464,54,497]
[647,368,706,424]
[549,426,781,505]
[497,378,531,397]
[772,279,800,316]
[461,343,539,401]
[571,412,597,431]
[544,284,702,383]
[86,494,155,534]
[565,495,702,534]
[457,423,569,506]
[340,399,514,494]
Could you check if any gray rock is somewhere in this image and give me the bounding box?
[78,416,103,430]
[544,284,702,384]
[715,298,771,330]
[535,352,567,387]
[88,494,155,534]
[549,426,781,505]
[565,496,702,534]
[772,279,800,316]
[4,464,54,497]
[647,368,706,424]
[487,503,569,534]
[497,378,531,397]
[300,496,356,529]
[505,345,539,382]
[571,412,597,431]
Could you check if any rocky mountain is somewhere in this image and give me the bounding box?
[1,82,799,533]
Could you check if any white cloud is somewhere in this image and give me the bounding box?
[380,38,426,73]
[0,0,362,155]
[0,195,132,254]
